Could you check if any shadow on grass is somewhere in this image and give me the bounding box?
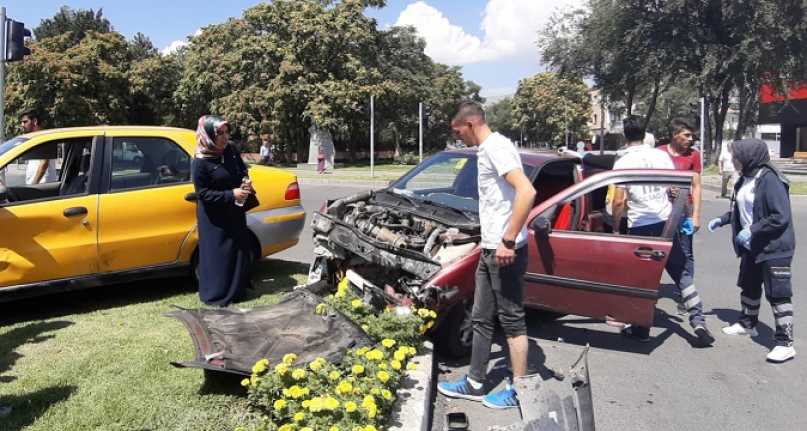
[0,385,77,431]
[0,321,74,384]
[0,275,196,326]
[198,369,249,397]
[241,258,311,302]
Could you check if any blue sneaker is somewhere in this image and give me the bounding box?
[437,376,485,401]
[482,384,519,409]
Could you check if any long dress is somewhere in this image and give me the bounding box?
[192,145,252,306]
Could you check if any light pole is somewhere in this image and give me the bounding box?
[418,102,423,163]
[370,94,375,178]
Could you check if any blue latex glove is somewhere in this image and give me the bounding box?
[707,217,722,232]
[735,228,752,250]
[679,217,695,235]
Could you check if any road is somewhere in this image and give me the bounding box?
[284,182,807,431]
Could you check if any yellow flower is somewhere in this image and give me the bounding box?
[365,349,384,361]
[324,396,340,410]
[378,363,387,370]
[351,364,365,375]
[336,380,353,395]
[286,385,307,399]
[352,298,364,309]
[283,353,298,365]
[391,360,402,370]
[370,387,381,395]
[309,357,326,372]
[275,363,289,376]
[278,425,294,431]
[382,389,393,400]
[292,368,307,380]
[357,347,369,355]
[377,370,390,383]
[404,346,417,356]
[344,401,358,413]
[365,426,378,431]
[330,427,341,431]
[329,370,342,381]
[393,350,406,362]
[252,358,269,374]
[362,395,376,408]
[381,338,396,348]
[429,310,438,319]
[294,411,305,422]
[417,308,431,319]
[302,399,311,408]
[273,399,287,410]
[301,428,313,431]
[407,362,418,370]
[315,303,327,315]
[308,396,325,412]
[240,378,250,387]
[366,403,378,418]
[336,277,349,297]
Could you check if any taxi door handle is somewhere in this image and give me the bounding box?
[63,206,88,218]
[184,192,198,202]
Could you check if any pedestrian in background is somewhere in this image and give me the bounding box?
[719,142,737,198]
[708,138,796,363]
[20,111,57,185]
[192,115,256,307]
[316,144,326,174]
[438,101,536,410]
[259,138,273,165]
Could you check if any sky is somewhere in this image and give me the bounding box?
[1,0,584,98]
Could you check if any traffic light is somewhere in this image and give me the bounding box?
[422,104,431,125]
[6,19,31,62]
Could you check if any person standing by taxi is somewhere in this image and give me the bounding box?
[437,101,536,410]
[20,111,57,185]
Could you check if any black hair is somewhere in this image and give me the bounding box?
[20,110,40,123]
[452,100,486,124]
[670,118,694,136]
[622,115,645,142]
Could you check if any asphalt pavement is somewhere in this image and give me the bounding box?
[282,181,807,431]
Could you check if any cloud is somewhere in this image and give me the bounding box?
[160,29,203,55]
[394,0,584,65]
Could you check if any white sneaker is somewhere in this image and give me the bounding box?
[767,345,796,363]
[721,323,758,337]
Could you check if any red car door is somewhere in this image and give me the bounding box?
[523,169,694,327]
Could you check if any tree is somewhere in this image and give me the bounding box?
[34,6,112,46]
[486,97,519,143]
[129,32,158,61]
[512,73,590,146]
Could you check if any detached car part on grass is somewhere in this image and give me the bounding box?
[167,287,372,376]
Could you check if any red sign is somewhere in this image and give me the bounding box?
[760,83,807,104]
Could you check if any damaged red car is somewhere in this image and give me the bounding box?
[309,149,693,356]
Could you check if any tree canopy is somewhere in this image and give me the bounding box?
[512,72,591,146]
[6,1,481,161]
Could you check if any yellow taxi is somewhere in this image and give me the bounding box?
[0,126,305,300]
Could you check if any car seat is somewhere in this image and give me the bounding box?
[61,149,91,195]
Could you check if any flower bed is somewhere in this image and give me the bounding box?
[238,278,436,431]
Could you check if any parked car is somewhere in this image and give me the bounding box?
[0,126,305,301]
[309,148,693,356]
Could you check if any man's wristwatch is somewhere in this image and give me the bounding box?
[501,238,516,249]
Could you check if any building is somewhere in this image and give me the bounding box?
[758,83,807,159]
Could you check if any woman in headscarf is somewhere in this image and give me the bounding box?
[708,138,796,363]
[192,115,255,306]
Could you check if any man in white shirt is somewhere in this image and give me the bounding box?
[21,111,56,184]
[437,101,536,410]
[718,142,736,198]
[612,116,714,346]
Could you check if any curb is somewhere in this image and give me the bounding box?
[389,341,435,431]
[296,177,391,187]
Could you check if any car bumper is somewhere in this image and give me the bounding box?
[246,205,306,257]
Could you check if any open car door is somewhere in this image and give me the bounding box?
[523,170,694,327]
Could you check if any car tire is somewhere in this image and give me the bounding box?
[438,301,474,359]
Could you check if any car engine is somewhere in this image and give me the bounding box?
[309,190,480,307]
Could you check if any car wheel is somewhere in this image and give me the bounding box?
[438,301,474,359]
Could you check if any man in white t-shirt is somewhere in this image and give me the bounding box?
[21,111,57,184]
[611,116,714,346]
[437,101,536,411]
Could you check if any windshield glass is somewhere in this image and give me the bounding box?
[0,136,29,158]
[389,152,480,213]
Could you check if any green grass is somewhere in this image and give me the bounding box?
[789,181,807,195]
[0,259,310,431]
